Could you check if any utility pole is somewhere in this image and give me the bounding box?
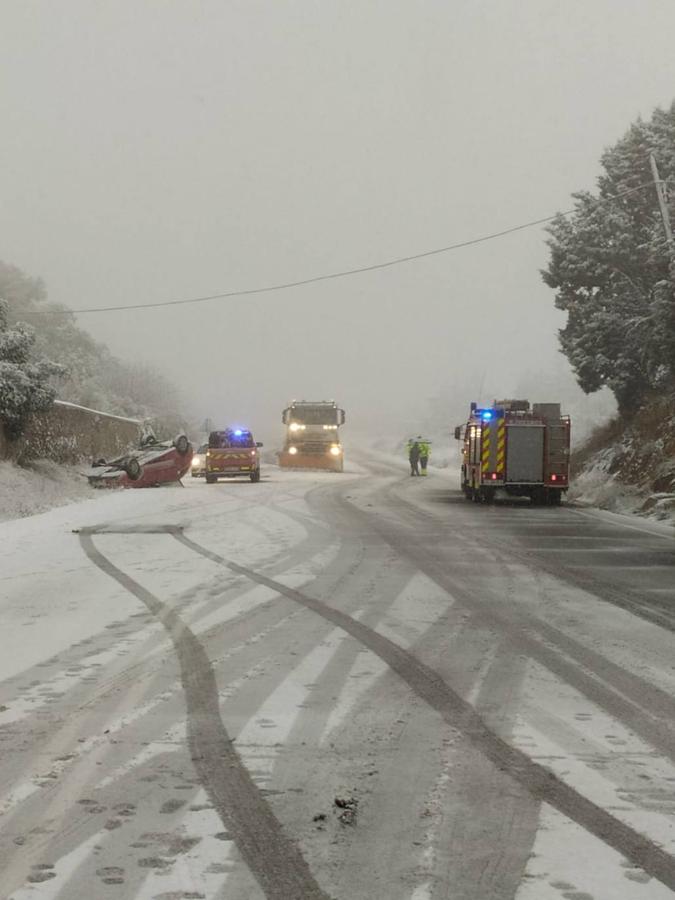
[649,153,674,258]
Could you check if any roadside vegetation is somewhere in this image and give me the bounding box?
[0,297,63,442]
[544,102,675,518]
[0,260,186,443]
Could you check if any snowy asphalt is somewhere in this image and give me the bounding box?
[1,456,675,899]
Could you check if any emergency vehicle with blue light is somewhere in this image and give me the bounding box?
[205,428,263,483]
[454,399,570,504]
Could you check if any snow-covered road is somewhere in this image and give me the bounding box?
[1,457,675,899]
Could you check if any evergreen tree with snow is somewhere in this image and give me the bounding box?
[0,260,183,426]
[0,299,64,440]
[543,102,675,414]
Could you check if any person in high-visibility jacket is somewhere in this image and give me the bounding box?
[418,437,431,475]
[408,438,420,476]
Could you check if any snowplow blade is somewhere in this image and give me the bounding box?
[278,451,343,472]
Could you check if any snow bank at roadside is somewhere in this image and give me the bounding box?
[569,454,675,525]
[0,459,93,522]
[568,395,675,526]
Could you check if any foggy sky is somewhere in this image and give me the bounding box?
[2,1,675,444]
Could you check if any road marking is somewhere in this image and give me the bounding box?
[79,527,332,900]
[9,831,103,900]
[515,806,674,900]
[236,628,345,782]
[177,530,675,893]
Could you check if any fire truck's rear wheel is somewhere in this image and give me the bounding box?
[205,475,217,484]
[250,469,261,483]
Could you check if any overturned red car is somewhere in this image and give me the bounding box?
[87,434,193,488]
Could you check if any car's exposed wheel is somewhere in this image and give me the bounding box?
[124,457,142,480]
[174,434,190,455]
[92,458,107,467]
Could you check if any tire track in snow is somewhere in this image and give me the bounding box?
[176,530,675,893]
[362,483,675,767]
[1,542,346,896]
[79,526,332,900]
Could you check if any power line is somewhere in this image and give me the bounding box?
[40,181,657,316]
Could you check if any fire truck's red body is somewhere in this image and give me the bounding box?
[456,399,570,505]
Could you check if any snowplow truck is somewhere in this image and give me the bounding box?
[455,400,570,505]
[279,401,345,472]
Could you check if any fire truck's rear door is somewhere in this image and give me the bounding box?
[506,426,544,482]
[545,424,568,476]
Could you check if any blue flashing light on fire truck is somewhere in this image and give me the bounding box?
[454,399,570,505]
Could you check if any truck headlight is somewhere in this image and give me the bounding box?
[191,457,199,467]
[288,446,298,455]
[330,445,341,456]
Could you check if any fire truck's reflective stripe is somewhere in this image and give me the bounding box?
[481,424,491,469]
[496,418,506,474]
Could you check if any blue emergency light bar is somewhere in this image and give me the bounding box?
[475,408,503,421]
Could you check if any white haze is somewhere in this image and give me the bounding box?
[2,1,673,448]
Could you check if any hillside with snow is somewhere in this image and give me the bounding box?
[570,394,675,523]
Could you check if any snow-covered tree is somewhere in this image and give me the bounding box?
[0,260,185,426]
[543,102,675,414]
[0,299,64,440]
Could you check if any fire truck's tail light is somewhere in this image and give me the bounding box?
[551,474,557,482]
[491,473,498,481]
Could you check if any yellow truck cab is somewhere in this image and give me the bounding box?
[278,400,346,472]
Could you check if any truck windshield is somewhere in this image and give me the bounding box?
[290,407,338,425]
[209,431,254,448]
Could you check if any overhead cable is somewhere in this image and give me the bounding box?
[40,181,657,316]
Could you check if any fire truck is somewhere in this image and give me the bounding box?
[278,400,346,472]
[454,400,570,505]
